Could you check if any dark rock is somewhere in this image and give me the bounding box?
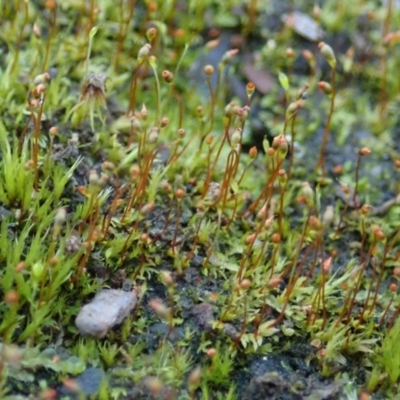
[146,322,183,346]
[128,376,176,400]
[243,372,302,400]
[59,367,104,398]
[75,367,104,396]
[304,380,345,400]
[222,323,240,340]
[191,302,215,330]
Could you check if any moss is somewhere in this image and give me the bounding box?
[0,0,400,399]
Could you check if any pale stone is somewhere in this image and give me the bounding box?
[75,289,138,338]
[283,12,324,42]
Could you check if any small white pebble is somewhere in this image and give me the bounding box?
[75,289,138,338]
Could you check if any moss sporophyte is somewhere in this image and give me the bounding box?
[1,0,400,398]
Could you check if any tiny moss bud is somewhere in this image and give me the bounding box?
[204,65,214,75]
[205,39,220,50]
[301,182,314,207]
[45,0,56,9]
[206,135,213,145]
[36,83,46,95]
[359,392,371,400]
[188,366,202,388]
[39,387,57,400]
[5,290,19,305]
[224,101,236,117]
[25,159,34,170]
[140,202,154,215]
[278,168,287,184]
[221,49,239,64]
[231,128,242,146]
[88,169,100,186]
[160,117,169,128]
[383,32,400,46]
[102,161,115,171]
[271,233,281,243]
[174,28,185,39]
[100,173,109,185]
[146,27,157,42]
[149,298,170,319]
[206,348,217,358]
[272,134,288,157]
[16,261,26,272]
[160,180,172,193]
[177,128,185,138]
[267,276,281,289]
[309,216,321,230]
[130,165,140,179]
[33,72,51,85]
[196,202,206,212]
[286,101,301,119]
[371,225,385,241]
[302,50,314,61]
[30,99,39,108]
[50,256,59,267]
[240,279,251,290]
[176,188,185,199]
[32,262,44,280]
[148,55,157,67]
[262,136,270,153]
[296,83,309,100]
[393,267,400,278]
[70,133,79,145]
[322,205,334,226]
[249,146,258,159]
[235,108,244,118]
[130,116,142,130]
[246,81,255,97]
[245,233,256,245]
[361,204,372,215]
[318,42,336,68]
[322,257,332,274]
[264,216,274,229]
[140,104,148,120]
[317,348,326,358]
[162,70,174,83]
[144,376,164,395]
[359,147,371,156]
[62,378,81,394]
[3,344,23,365]
[332,164,343,175]
[54,207,67,226]
[138,43,151,61]
[160,270,174,286]
[286,47,294,58]
[318,81,332,95]
[313,4,321,19]
[209,292,218,302]
[208,27,219,38]
[148,127,160,143]
[49,126,58,136]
